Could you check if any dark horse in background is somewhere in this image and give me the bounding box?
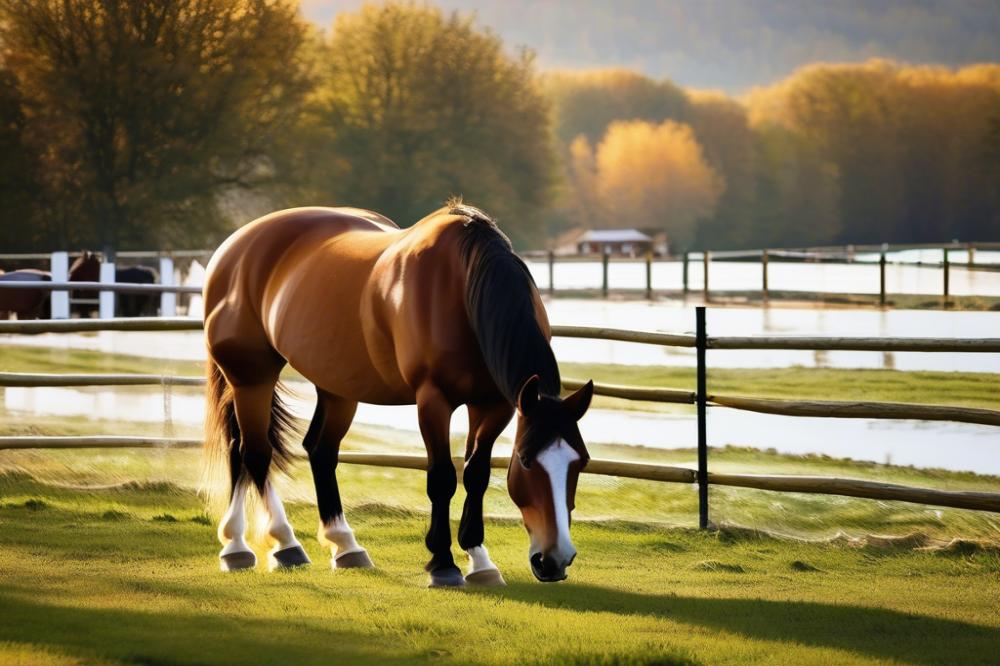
[0,255,104,319]
[0,268,51,319]
[69,251,159,317]
[203,203,595,587]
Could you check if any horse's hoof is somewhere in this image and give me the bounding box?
[220,550,257,572]
[269,545,311,571]
[465,568,506,587]
[428,567,466,588]
[333,549,374,569]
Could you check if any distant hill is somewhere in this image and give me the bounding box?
[301,0,1000,93]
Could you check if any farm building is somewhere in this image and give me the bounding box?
[577,229,654,257]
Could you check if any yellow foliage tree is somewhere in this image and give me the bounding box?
[574,119,724,248]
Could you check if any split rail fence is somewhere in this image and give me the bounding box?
[1,308,999,524]
[526,240,1000,303]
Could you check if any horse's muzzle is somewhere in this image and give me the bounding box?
[530,552,573,582]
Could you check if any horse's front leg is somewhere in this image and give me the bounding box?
[416,384,463,587]
[458,401,513,586]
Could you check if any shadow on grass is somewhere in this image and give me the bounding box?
[480,582,1000,664]
[0,591,414,666]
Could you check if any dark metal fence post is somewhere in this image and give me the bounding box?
[702,251,710,303]
[682,252,690,296]
[547,250,555,296]
[645,250,653,299]
[761,249,769,302]
[879,250,887,306]
[942,247,950,307]
[696,306,709,529]
[601,248,610,297]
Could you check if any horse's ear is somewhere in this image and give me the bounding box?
[516,375,540,417]
[563,380,594,422]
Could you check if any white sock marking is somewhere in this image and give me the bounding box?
[264,482,301,551]
[320,514,365,559]
[219,482,251,556]
[465,545,498,575]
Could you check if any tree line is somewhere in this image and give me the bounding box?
[1,1,997,253]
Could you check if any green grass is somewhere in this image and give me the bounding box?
[563,363,1000,411]
[4,346,1000,663]
[1,465,999,666]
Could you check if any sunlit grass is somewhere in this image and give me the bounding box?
[0,468,998,666]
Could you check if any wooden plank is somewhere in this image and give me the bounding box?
[551,325,696,348]
[709,394,1000,427]
[563,377,694,404]
[0,372,204,387]
[708,472,1000,513]
[708,335,1000,352]
[0,317,203,334]
[0,281,202,294]
[1,437,996,512]
[0,436,202,449]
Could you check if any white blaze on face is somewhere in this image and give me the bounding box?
[534,438,579,565]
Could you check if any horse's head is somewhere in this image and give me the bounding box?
[507,375,593,582]
[69,250,100,282]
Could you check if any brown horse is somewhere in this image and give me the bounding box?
[69,251,159,317]
[0,268,51,319]
[204,203,594,586]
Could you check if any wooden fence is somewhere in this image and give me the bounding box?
[525,240,1000,304]
[1,310,999,519]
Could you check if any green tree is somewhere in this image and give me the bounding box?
[307,2,556,247]
[545,68,690,146]
[0,64,44,251]
[0,0,312,251]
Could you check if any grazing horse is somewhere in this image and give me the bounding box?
[203,203,594,586]
[0,269,51,319]
[115,265,159,317]
[69,252,159,317]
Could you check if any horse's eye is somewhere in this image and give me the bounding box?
[518,453,531,470]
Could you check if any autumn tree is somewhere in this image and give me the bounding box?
[574,119,724,249]
[0,0,312,251]
[306,2,556,246]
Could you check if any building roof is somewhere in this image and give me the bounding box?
[578,229,652,243]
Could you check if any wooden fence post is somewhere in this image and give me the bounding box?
[696,306,709,529]
[942,247,950,307]
[682,252,690,296]
[547,250,555,295]
[99,261,116,319]
[159,256,176,317]
[879,250,887,306]
[49,251,69,319]
[702,251,710,303]
[601,248,610,297]
[967,243,975,268]
[645,250,653,299]
[761,249,769,302]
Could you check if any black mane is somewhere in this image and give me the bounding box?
[455,203,561,403]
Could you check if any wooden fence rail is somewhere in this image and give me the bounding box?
[2,437,996,513]
[0,281,202,294]
[2,311,998,521]
[7,372,997,426]
[6,318,1000,354]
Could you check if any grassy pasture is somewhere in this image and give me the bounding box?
[1,459,999,666]
[2,343,1000,663]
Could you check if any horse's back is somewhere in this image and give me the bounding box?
[204,207,402,383]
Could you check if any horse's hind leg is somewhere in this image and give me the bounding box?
[304,390,373,569]
[215,346,308,571]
